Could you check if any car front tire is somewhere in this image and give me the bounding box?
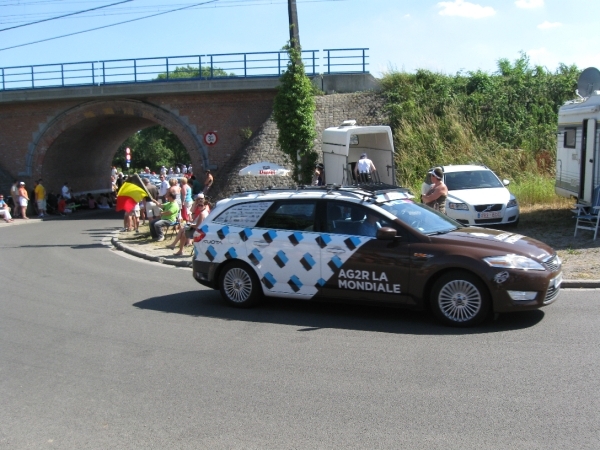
[218,261,261,308]
[430,271,491,327]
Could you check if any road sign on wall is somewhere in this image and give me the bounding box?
[204,131,218,146]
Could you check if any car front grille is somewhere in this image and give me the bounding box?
[544,284,560,304]
[474,218,503,224]
[542,254,561,272]
[474,204,503,212]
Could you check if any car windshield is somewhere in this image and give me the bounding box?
[444,170,504,190]
[379,200,460,235]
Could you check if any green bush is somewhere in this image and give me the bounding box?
[381,54,580,199]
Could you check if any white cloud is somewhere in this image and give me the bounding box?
[515,0,544,9]
[538,21,562,30]
[526,47,559,68]
[437,0,496,19]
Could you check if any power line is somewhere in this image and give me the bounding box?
[0,0,220,52]
[0,0,132,32]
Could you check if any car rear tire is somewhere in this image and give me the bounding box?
[218,261,261,308]
[430,271,491,327]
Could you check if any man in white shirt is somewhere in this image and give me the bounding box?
[61,182,72,200]
[158,175,169,201]
[354,153,377,182]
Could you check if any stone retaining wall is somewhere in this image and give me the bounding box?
[211,91,388,200]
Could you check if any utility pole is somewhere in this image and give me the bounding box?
[288,0,300,48]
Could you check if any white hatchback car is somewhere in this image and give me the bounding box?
[427,165,519,227]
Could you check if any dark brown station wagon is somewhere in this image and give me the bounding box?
[192,186,562,327]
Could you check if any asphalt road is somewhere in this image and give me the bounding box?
[1,212,599,449]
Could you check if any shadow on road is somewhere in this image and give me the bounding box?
[16,243,108,249]
[133,290,545,336]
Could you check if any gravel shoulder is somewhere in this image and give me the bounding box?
[516,204,599,280]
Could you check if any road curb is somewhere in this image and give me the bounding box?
[111,237,600,287]
[561,279,600,288]
[111,237,192,268]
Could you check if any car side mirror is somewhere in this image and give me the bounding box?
[377,227,397,240]
[503,179,510,186]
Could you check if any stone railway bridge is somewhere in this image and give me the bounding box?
[0,73,382,197]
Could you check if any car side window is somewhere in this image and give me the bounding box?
[325,202,395,237]
[213,201,273,227]
[256,201,317,231]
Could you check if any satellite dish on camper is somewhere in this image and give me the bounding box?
[577,67,600,98]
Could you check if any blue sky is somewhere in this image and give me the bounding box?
[1,0,599,77]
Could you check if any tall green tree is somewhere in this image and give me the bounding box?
[113,126,189,172]
[273,42,317,183]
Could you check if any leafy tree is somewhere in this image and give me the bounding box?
[273,42,317,183]
[113,125,189,173]
[155,65,232,80]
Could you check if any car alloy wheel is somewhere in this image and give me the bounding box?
[431,271,491,327]
[219,262,260,307]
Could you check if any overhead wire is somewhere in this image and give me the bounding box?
[0,0,133,32]
[0,0,220,52]
[0,0,348,52]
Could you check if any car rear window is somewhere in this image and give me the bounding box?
[214,201,273,227]
[256,201,317,231]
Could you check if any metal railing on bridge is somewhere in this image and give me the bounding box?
[0,48,369,91]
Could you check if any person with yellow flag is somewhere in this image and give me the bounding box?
[116,174,151,213]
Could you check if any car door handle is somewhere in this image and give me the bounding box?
[327,246,346,254]
[253,240,270,247]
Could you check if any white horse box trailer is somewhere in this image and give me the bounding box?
[321,120,396,186]
[556,68,600,205]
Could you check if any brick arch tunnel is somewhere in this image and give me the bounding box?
[31,99,208,195]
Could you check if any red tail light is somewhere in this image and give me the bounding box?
[193,230,206,242]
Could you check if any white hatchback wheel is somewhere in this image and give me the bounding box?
[219,262,260,307]
[223,268,252,303]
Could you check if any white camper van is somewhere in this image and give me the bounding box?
[321,120,396,186]
[556,67,600,205]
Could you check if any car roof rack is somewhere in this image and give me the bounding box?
[230,183,414,202]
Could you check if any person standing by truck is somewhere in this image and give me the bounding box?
[312,163,325,186]
[354,153,377,182]
[422,167,448,214]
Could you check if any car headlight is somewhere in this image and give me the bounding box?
[507,199,518,208]
[483,254,545,271]
[449,202,469,211]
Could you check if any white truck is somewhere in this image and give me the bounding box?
[555,67,600,205]
[320,120,396,186]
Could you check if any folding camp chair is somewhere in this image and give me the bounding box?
[573,185,600,240]
[161,221,180,239]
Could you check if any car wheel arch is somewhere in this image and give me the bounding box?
[422,267,492,312]
[428,269,494,326]
[215,259,264,294]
